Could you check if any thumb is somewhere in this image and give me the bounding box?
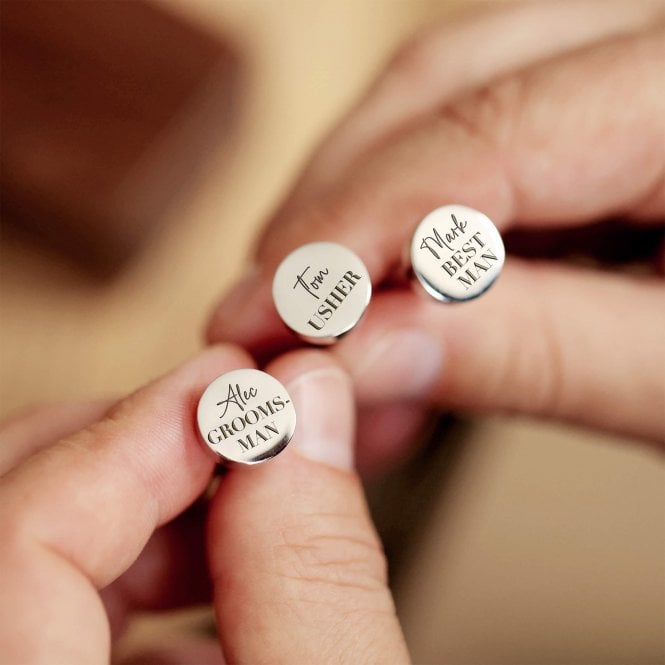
[207,351,409,665]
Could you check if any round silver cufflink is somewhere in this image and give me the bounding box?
[410,204,505,302]
[272,241,372,345]
[197,368,296,465]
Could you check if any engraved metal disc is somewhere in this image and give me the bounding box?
[197,368,296,465]
[272,241,372,345]
[410,204,505,302]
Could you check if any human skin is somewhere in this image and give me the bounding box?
[207,0,665,468]
[0,346,409,664]
[1,3,664,663]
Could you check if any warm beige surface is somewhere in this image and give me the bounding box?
[1,2,663,663]
[397,418,664,664]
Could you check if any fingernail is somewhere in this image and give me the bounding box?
[352,329,443,401]
[286,368,354,470]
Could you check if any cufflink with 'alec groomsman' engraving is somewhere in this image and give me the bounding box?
[197,368,296,466]
[410,204,505,302]
[272,241,372,345]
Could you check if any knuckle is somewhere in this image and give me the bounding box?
[439,72,527,149]
[500,265,570,419]
[272,503,389,600]
[533,304,568,420]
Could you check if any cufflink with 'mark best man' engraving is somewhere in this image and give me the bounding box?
[410,204,505,302]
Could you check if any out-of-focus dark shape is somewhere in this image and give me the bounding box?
[1,0,238,275]
[504,219,665,272]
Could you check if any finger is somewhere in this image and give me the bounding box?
[287,0,665,207]
[1,406,215,641]
[207,26,665,349]
[208,351,409,665]
[0,399,115,475]
[102,501,211,640]
[120,639,224,665]
[332,260,665,444]
[0,344,253,664]
[356,402,433,477]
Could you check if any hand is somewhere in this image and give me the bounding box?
[206,0,665,460]
[0,346,408,663]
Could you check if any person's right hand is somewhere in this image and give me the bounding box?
[207,0,665,465]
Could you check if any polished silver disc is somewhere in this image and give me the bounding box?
[272,241,372,344]
[410,204,505,302]
[197,368,296,465]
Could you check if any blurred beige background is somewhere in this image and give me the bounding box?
[1,1,663,663]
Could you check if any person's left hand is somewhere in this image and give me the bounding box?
[0,345,408,664]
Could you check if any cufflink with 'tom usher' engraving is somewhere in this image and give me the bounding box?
[197,368,296,466]
[410,204,505,302]
[272,241,372,345]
